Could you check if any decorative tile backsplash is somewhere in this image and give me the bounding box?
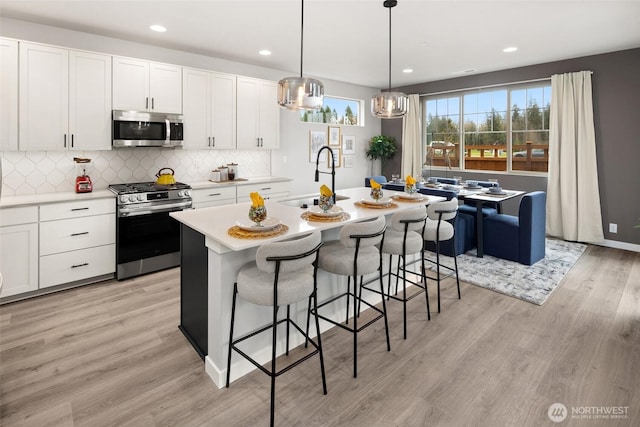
[1,149,271,196]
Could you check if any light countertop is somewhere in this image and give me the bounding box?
[0,190,115,208]
[170,187,445,253]
[0,176,292,208]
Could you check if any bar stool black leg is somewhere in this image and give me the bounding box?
[226,284,239,388]
[436,239,442,313]
[379,266,391,351]
[402,253,407,339]
[421,249,431,321]
[453,238,461,299]
[270,303,278,427]
[386,253,393,300]
[345,276,351,325]
[312,288,328,395]
[352,273,358,378]
[304,296,312,348]
[285,305,291,355]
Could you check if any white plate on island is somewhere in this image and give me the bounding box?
[360,197,393,206]
[236,217,280,231]
[394,192,426,200]
[308,205,344,217]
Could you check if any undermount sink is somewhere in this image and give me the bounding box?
[278,194,350,208]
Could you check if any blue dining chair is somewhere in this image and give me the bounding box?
[482,191,547,265]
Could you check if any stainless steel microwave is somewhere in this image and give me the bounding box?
[112,110,184,148]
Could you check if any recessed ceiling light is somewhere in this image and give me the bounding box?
[150,25,167,33]
[402,68,413,73]
[259,49,272,56]
[503,46,518,53]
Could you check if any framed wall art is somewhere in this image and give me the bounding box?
[328,126,341,147]
[328,148,341,168]
[309,130,327,163]
[343,155,354,168]
[342,135,355,154]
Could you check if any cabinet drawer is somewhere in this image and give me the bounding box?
[40,214,115,255]
[237,192,289,204]
[192,186,236,204]
[40,198,115,221]
[0,206,38,226]
[236,181,289,198]
[40,244,115,288]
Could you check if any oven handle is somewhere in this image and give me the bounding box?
[118,201,192,217]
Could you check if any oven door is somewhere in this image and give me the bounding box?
[116,201,191,266]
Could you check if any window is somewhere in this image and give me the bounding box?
[423,82,551,173]
[299,96,363,126]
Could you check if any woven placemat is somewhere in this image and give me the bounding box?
[353,201,399,209]
[300,211,351,222]
[391,195,428,203]
[227,224,289,239]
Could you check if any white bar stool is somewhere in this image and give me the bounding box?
[310,216,390,378]
[225,231,326,427]
[361,206,430,339]
[422,198,461,313]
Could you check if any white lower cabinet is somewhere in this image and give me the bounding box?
[40,245,115,289]
[192,186,236,209]
[236,181,290,203]
[39,199,116,289]
[0,206,39,298]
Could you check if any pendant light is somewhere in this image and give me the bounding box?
[277,0,324,111]
[371,0,408,118]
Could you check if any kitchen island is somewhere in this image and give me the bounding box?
[170,187,445,388]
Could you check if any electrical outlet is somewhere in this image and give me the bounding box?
[609,223,617,233]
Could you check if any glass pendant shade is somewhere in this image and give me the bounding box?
[277,76,324,110]
[371,91,408,118]
[371,0,406,119]
[277,0,324,111]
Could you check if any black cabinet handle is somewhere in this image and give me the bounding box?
[71,263,88,269]
[71,207,90,211]
[70,232,89,237]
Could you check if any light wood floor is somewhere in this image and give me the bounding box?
[1,245,639,427]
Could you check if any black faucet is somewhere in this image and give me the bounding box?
[314,146,336,204]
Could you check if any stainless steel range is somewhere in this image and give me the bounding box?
[108,182,192,280]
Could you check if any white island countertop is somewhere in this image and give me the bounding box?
[170,187,445,253]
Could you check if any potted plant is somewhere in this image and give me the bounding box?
[366,135,397,176]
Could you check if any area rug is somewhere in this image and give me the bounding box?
[451,238,588,305]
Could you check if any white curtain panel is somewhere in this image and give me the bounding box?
[547,71,604,243]
[401,94,422,178]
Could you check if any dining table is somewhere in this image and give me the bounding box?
[384,180,525,257]
[455,186,525,257]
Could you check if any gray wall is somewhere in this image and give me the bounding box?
[382,48,640,248]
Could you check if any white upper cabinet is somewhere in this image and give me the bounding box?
[183,67,236,149]
[0,38,18,151]
[19,42,112,151]
[113,57,182,114]
[19,42,69,151]
[236,77,279,149]
[69,50,112,151]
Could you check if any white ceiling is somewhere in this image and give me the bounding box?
[2,0,639,88]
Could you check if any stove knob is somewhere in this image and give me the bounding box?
[119,195,128,203]
[128,195,136,203]
[137,194,144,201]
[184,189,191,197]
[178,190,185,197]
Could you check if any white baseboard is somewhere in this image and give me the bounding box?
[598,239,640,253]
